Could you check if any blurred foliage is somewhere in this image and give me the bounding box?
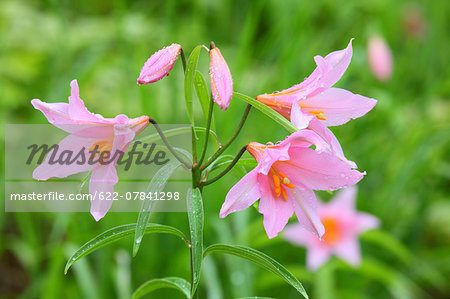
[0,0,449,298]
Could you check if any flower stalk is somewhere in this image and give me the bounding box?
[201,145,248,186]
[180,48,187,72]
[200,103,251,171]
[148,118,191,169]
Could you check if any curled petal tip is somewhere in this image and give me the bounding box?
[137,43,182,85]
[210,47,233,110]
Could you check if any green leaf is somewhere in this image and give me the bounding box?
[133,161,183,256]
[194,71,211,119]
[184,45,205,136]
[195,70,217,133]
[203,244,308,298]
[65,224,188,274]
[132,277,191,299]
[187,187,204,296]
[233,92,298,133]
[64,245,101,299]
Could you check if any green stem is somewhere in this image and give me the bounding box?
[201,145,248,186]
[180,48,187,72]
[200,104,251,171]
[190,163,202,298]
[149,118,191,169]
[198,96,214,165]
[192,127,198,165]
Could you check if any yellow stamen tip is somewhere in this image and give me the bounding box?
[308,110,326,120]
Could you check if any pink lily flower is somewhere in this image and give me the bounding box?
[31,80,149,221]
[256,39,377,128]
[368,35,393,82]
[137,43,182,85]
[256,40,376,168]
[283,186,380,270]
[209,43,233,110]
[219,130,365,239]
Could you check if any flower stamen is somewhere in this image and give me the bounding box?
[308,110,326,120]
[270,168,295,200]
[88,139,113,163]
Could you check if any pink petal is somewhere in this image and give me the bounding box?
[283,129,329,153]
[306,246,331,271]
[315,39,353,88]
[31,81,110,133]
[31,99,76,133]
[112,124,138,153]
[258,176,294,239]
[290,102,314,130]
[220,168,260,218]
[307,118,357,168]
[137,44,182,85]
[283,223,313,246]
[255,40,354,111]
[289,188,325,238]
[32,134,95,180]
[210,46,233,110]
[68,80,105,123]
[327,186,357,211]
[278,148,365,191]
[129,115,150,136]
[299,87,377,127]
[333,237,362,266]
[257,142,291,175]
[89,165,118,221]
[356,213,380,232]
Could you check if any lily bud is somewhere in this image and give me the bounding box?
[368,35,393,82]
[137,43,182,85]
[209,43,233,110]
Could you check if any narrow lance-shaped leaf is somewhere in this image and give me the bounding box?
[234,92,298,133]
[187,187,204,296]
[133,160,183,256]
[203,243,309,299]
[132,277,191,299]
[194,71,212,123]
[65,224,189,274]
[184,45,205,137]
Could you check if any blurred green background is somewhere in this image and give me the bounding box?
[1,0,449,298]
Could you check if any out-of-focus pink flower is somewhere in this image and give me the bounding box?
[257,39,377,129]
[219,130,365,239]
[137,43,182,85]
[283,187,379,270]
[209,43,233,110]
[31,80,149,221]
[368,35,393,82]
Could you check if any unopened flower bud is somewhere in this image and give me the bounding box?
[368,36,393,82]
[137,43,182,85]
[209,43,233,110]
